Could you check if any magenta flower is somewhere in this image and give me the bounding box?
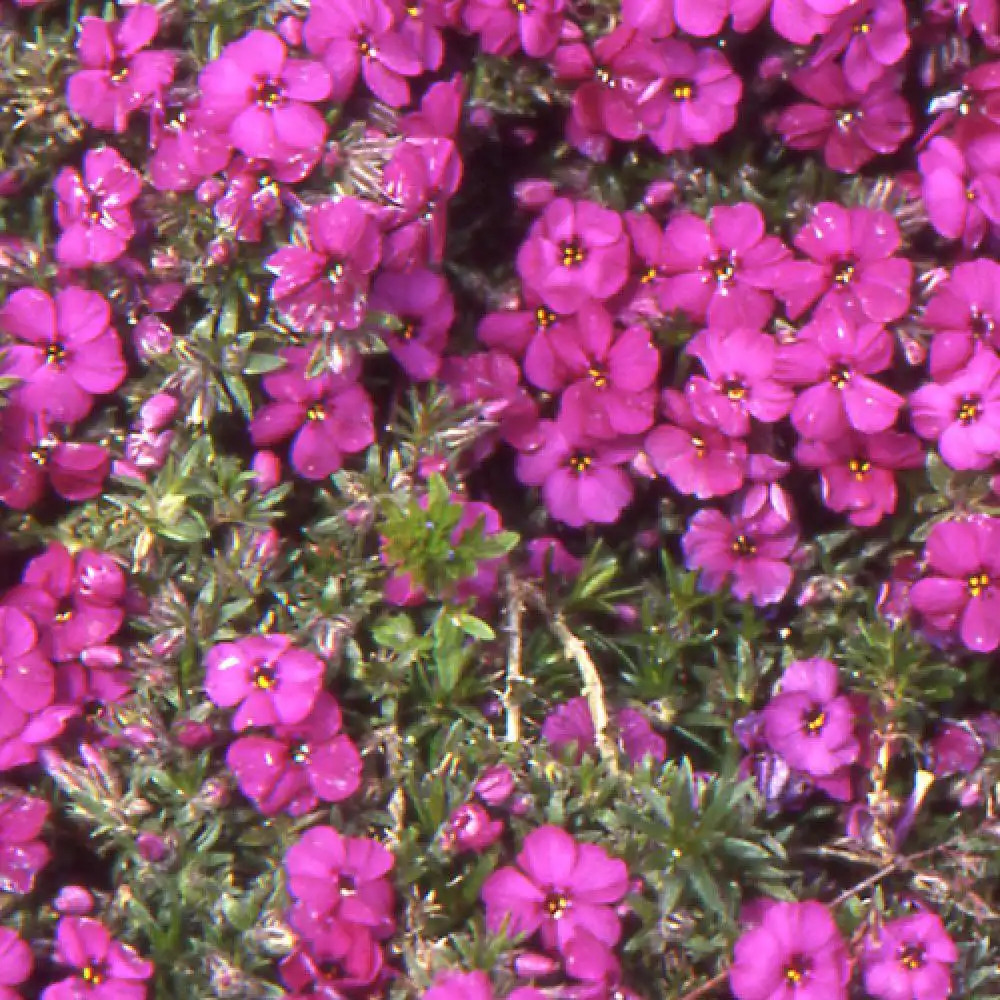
[42,917,153,1000]
[909,348,1000,470]
[730,900,850,1000]
[304,0,423,107]
[763,658,860,778]
[918,136,1000,248]
[203,634,325,730]
[67,4,175,133]
[770,0,854,42]
[795,430,923,527]
[0,791,50,894]
[0,407,110,510]
[516,412,635,528]
[439,802,504,853]
[810,0,910,92]
[773,63,911,174]
[480,825,629,951]
[645,390,747,499]
[249,347,375,480]
[147,102,233,192]
[517,198,630,315]
[617,707,667,766]
[369,267,455,380]
[265,197,382,332]
[0,607,53,714]
[541,696,596,761]
[777,306,904,440]
[648,41,742,155]
[212,160,285,243]
[862,912,958,1000]
[0,927,32,999]
[463,0,565,57]
[198,30,331,162]
[53,147,141,268]
[922,258,1000,378]
[0,286,125,424]
[776,202,912,323]
[425,971,494,1000]
[284,825,395,935]
[910,518,1000,652]
[226,692,362,816]
[682,506,798,606]
[686,327,794,436]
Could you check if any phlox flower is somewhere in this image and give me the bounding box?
[909,347,1000,470]
[439,802,504,853]
[910,518,1000,652]
[730,900,850,1000]
[480,825,629,952]
[654,204,790,328]
[686,327,794,436]
[516,198,630,315]
[67,4,175,133]
[617,708,667,766]
[682,506,798,606]
[278,934,385,997]
[795,430,924,527]
[147,101,233,192]
[516,411,635,528]
[0,286,125,424]
[776,306,904,440]
[776,202,912,323]
[921,258,1000,378]
[773,63,911,174]
[541,696,596,761]
[266,197,382,332]
[42,917,153,1000]
[763,658,860,778]
[226,692,362,816]
[54,147,141,268]
[0,791,50,894]
[918,136,1000,248]
[304,0,423,107]
[862,912,958,1000]
[197,30,331,163]
[770,0,855,42]
[463,0,566,58]
[645,389,748,499]
[203,634,325,730]
[212,160,286,243]
[0,927,32,1000]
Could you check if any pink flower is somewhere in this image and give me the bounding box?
[198,30,331,162]
[648,41,742,155]
[0,927,31,999]
[682,506,798,606]
[918,136,1000,248]
[686,327,794,436]
[0,791,50,894]
[777,306,904,440]
[284,825,395,934]
[67,4,175,133]
[0,286,125,423]
[645,389,747,499]
[249,347,375,480]
[617,707,667,766]
[730,900,850,1000]
[265,197,382,332]
[43,918,152,1000]
[776,202,912,323]
[147,102,233,192]
[862,912,958,1000]
[541,696,596,760]
[909,348,1000,470]
[203,634,325,730]
[922,258,1000,378]
[226,692,362,815]
[480,825,629,952]
[439,802,504,852]
[910,518,1000,652]
[770,0,855,42]
[516,412,635,528]
[795,430,923,526]
[773,63,911,174]
[654,204,790,328]
[53,147,141,268]
[463,0,566,57]
[517,198,630,315]
[304,0,423,107]
[211,160,286,243]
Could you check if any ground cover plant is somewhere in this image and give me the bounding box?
[2,0,1000,997]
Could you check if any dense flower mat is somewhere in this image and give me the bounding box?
[1,0,1000,997]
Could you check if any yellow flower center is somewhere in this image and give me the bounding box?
[968,572,990,597]
[561,241,586,267]
[849,458,870,480]
[957,395,981,423]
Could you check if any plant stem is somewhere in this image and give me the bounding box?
[503,572,523,745]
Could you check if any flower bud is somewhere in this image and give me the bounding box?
[54,886,94,915]
[474,765,514,806]
[139,393,179,432]
[173,719,215,750]
[136,832,171,863]
[251,450,282,492]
